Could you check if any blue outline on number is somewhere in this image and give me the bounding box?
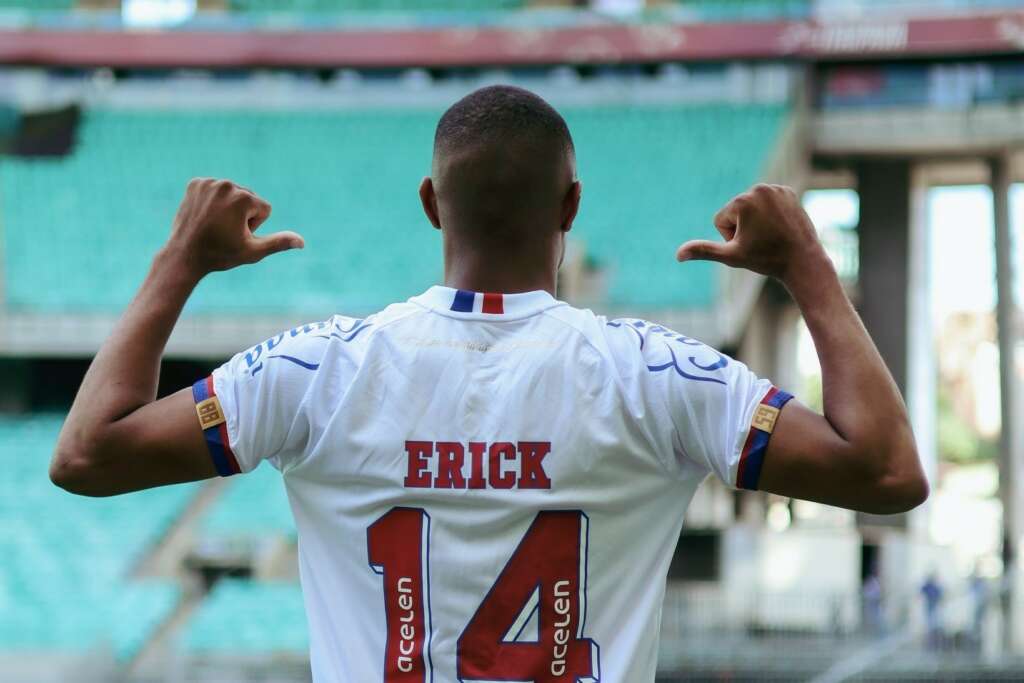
[509,589,541,643]
[424,510,434,682]
[579,510,600,683]
[367,507,434,683]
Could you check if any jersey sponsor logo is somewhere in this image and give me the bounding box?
[403,440,552,490]
[551,579,573,677]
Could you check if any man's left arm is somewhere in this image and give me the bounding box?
[50,178,303,496]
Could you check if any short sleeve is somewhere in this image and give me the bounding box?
[603,318,793,490]
[191,319,341,475]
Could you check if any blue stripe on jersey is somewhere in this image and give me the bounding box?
[737,429,771,490]
[451,289,475,312]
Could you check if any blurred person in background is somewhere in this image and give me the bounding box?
[922,572,945,650]
[969,566,989,652]
[862,569,885,636]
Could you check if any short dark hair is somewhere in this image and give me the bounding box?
[434,85,574,158]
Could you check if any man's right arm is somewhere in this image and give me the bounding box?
[677,184,928,514]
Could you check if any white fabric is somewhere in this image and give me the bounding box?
[211,285,774,683]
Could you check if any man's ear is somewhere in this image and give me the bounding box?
[419,176,441,230]
[560,180,582,233]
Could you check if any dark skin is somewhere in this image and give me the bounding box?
[51,146,928,514]
[420,138,582,295]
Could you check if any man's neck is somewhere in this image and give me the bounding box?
[443,255,557,296]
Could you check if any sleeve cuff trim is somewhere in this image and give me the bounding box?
[736,386,794,491]
[192,375,242,477]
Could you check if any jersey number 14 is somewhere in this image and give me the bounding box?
[367,508,601,682]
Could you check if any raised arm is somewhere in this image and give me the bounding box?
[677,184,928,514]
[50,179,303,496]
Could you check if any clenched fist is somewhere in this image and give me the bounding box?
[164,178,304,278]
[676,183,831,285]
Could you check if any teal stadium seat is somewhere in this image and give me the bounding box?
[228,0,525,12]
[0,103,788,315]
[183,580,308,653]
[0,0,74,9]
[677,0,809,21]
[201,463,296,539]
[0,416,194,659]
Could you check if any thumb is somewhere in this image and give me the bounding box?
[676,239,737,265]
[249,230,305,260]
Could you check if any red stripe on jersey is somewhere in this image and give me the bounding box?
[482,292,504,314]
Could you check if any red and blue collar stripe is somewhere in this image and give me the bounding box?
[450,289,504,314]
[736,386,793,491]
[191,376,242,477]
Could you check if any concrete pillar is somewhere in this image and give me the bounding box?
[991,155,1023,651]
[856,160,912,394]
[855,161,915,534]
[906,167,938,506]
[855,160,938,619]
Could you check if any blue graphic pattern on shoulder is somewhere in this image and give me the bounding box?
[607,318,729,385]
[242,317,373,377]
[313,317,373,343]
[606,319,645,350]
[268,354,321,371]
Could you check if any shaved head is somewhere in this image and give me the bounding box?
[419,85,582,294]
[428,86,576,242]
[433,85,574,164]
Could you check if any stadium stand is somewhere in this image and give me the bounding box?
[0,101,789,316]
[675,0,809,21]
[182,580,308,654]
[200,464,295,539]
[228,0,526,11]
[0,415,195,660]
[0,0,73,9]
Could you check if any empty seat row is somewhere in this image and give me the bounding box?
[0,101,788,316]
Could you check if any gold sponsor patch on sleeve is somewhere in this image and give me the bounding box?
[195,396,226,429]
[752,403,781,433]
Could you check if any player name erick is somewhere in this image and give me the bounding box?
[403,440,552,490]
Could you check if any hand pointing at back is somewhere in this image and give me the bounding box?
[676,183,829,286]
[164,178,305,279]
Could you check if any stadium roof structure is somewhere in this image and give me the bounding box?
[0,10,1023,68]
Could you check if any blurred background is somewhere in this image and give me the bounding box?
[1,0,1023,681]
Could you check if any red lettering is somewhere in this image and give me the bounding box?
[434,442,466,489]
[517,442,552,489]
[488,442,517,489]
[402,440,554,491]
[403,441,433,488]
[467,442,487,489]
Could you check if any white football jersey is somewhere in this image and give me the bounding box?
[191,285,791,683]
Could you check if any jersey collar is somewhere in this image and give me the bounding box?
[410,286,566,320]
